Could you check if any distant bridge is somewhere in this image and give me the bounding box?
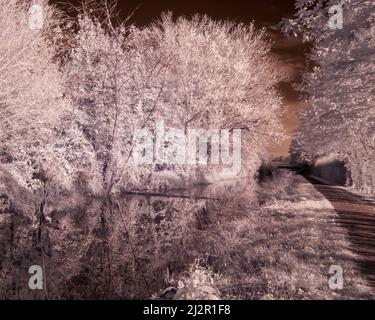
[271,160,309,174]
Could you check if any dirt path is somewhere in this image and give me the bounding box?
[253,172,373,298]
[306,176,375,289]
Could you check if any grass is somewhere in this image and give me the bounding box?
[170,169,373,299]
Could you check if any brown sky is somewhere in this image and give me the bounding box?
[54,0,309,156]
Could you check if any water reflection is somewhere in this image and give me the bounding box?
[2,177,252,299]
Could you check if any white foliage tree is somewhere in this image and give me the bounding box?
[282,0,375,193]
[65,12,285,194]
[0,0,100,198]
[129,14,285,183]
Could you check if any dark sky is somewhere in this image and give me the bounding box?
[114,0,294,26]
[53,0,309,156]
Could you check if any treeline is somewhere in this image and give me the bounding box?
[1,0,285,201]
[283,0,375,194]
